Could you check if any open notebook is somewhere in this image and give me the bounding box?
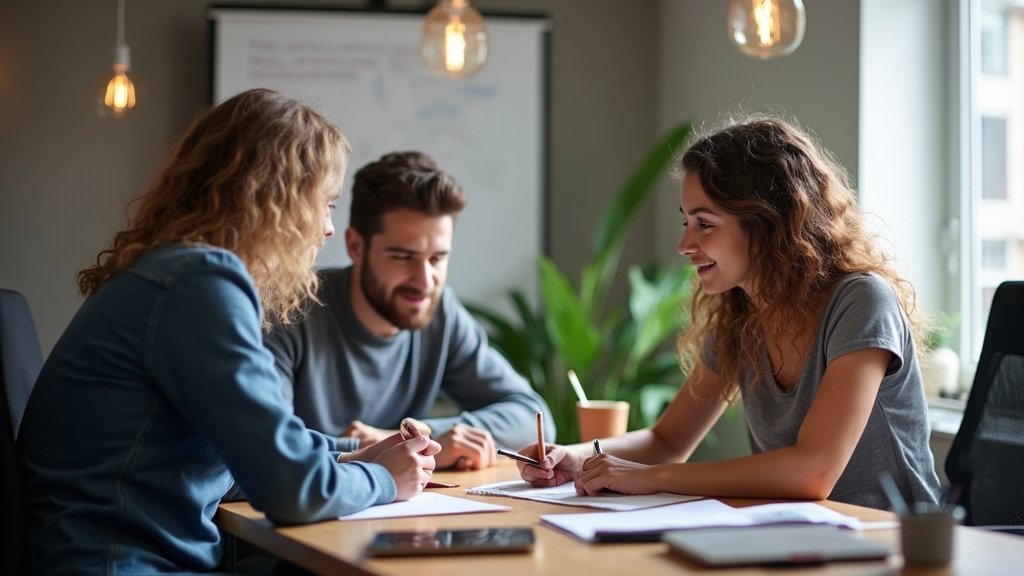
[664,524,891,567]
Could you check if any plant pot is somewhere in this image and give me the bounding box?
[921,347,960,398]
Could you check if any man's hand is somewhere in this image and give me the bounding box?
[433,423,496,470]
[341,420,393,448]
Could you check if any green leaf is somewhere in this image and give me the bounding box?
[537,257,601,372]
[627,265,693,363]
[637,384,681,427]
[591,122,693,260]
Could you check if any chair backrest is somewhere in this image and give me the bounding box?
[945,281,1024,527]
[0,288,43,575]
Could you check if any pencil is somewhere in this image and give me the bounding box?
[536,411,546,461]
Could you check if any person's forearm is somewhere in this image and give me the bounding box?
[646,447,841,500]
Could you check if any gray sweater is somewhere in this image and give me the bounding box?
[741,273,942,509]
[265,267,555,452]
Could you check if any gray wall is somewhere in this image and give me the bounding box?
[0,0,659,353]
[654,0,862,263]
[1,1,876,356]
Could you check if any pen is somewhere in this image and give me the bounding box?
[496,448,543,468]
[536,411,546,461]
[593,439,603,455]
[400,418,421,440]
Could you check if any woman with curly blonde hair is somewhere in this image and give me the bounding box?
[515,115,941,510]
[19,88,439,575]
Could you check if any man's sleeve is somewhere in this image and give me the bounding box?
[264,324,354,452]
[421,294,556,447]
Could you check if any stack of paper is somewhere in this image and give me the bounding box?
[339,491,510,520]
[540,499,863,542]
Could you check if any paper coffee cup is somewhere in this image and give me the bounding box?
[576,400,629,441]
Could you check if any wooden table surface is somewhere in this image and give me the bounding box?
[215,463,1024,576]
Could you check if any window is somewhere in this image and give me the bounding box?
[981,8,1008,75]
[981,116,1007,199]
[981,239,1007,270]
[961,0,1024,362]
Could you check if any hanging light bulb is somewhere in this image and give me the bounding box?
[728,0,806,60]
[420,0,488,79]
[98,0,137,117]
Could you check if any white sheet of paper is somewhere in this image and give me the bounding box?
[540,499,863,542]
[466,480,700,511]
[339,491,510,520]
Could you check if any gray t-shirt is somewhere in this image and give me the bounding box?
[264,267,554,452]
[738,273,941,509]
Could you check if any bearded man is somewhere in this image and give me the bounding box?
[265,151,554,470]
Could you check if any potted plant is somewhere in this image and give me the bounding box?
[920,312,961,399]
[467,123,695,443]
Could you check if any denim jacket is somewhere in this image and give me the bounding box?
[19,245,397,575]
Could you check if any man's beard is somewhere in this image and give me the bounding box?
[359,254,441,331]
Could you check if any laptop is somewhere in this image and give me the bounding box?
[663,524,891,567]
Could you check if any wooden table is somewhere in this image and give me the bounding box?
[215,464,1024,576]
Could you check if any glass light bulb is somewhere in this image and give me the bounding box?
[728,0,806,60]
[98,43,137,118]
[103,66,137,116]
[420,0,488,79]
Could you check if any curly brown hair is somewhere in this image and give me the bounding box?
[676,115,922,399]
[77,88,350,328]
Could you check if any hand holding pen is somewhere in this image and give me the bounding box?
[496,411,548,469]
[398,418,458,488]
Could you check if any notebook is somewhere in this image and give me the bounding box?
[663,524,891,567]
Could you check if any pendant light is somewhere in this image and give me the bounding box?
[728,0,806,60]
[98,0,137,117]
[420,0,489,79]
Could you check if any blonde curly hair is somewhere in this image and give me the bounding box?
[78,88,349,329]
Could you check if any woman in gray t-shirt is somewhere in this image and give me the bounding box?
[513,115,942,509]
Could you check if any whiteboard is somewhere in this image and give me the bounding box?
[209,7,548,309]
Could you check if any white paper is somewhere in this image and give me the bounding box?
[466,480,700,511]
[541,499,863,542]
[339,491,510,520]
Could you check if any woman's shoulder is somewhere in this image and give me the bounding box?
[125,245,257,309]
[828,272,901,314]
[134,244,247,279]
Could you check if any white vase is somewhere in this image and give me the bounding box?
[921,347,961,398]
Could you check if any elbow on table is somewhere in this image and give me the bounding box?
[791,464,843,501]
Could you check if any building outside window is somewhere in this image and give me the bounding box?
[963,0,1024,361]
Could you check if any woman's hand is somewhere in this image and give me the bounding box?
[574,453,660,496]
[372,434,442,501]
[514,443,586,487]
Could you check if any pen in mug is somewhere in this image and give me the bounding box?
[593,439,603,455]
[536,411,546,461]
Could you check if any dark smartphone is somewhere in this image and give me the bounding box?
[496,448,542,468]
[367,527,535,557]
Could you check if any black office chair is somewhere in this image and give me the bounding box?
[0,288,43,575]
[945,281,1024,534]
